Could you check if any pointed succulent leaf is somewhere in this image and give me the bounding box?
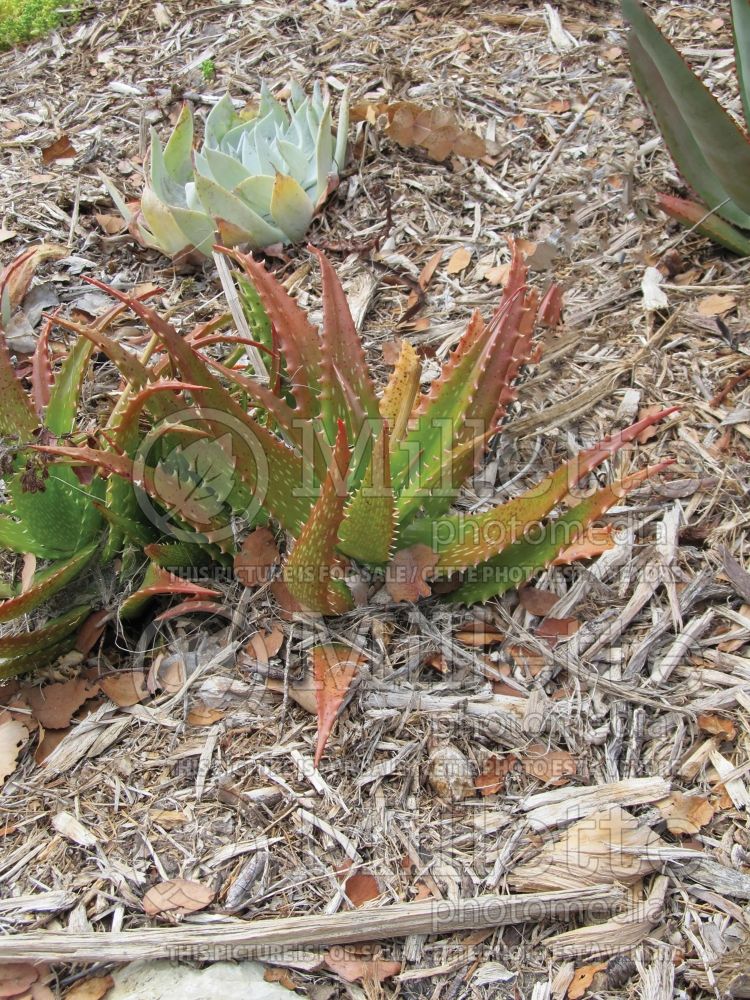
[45,336,94,436]
[119,564,221,620]
[204,94,239,148]
[0,604,91,659]
[233,175,275,215]
[0,333,37,439]
[140,187,195,258]
[624,0,750,225]
[448,462,673,604]
[204,146,254,189]
[338,425,395,564]
[163,103,194,185]
[334,87,350,172]
[194,174,286,247]
[658,193,750,255]
[31,318,53,417]
[0,543,98,625]
[283,420,354,614]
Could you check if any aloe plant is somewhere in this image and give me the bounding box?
[623,0,750,254]
[37,244,674,617]
[105,83,349,261]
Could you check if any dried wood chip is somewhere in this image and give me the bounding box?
[51,811,97,848]
[719,546,750,602]
[428,743,475,800]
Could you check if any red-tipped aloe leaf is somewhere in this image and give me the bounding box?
[154,600,228,623]
[310,642,367,766]
[401,407,677,571]
[624,0,750,226]
[283,420,354,614]
[0,333,36,439]
[119,564,221,619]
[0,543,98,625]
[658,194,750,256]
[447,461,673,604]
[0,604,91,658]
[31,317,53,417]
[338,424,395,564]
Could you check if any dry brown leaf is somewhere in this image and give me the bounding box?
[142,878,216,918]
[0,718,29,784]
[483,263,511,286]
[697,293,737,317]
[446,247,472,274]
[518,586,559,616]
[324,953,402,983]
[147,655,185,695]
[94,213,126,236]
[344,871,382,907]
[23,678,99,730]
[244,626,284,665]
[536,617,580,646]
[522,743,577,786]
[454,624,505,646]
[417,248,444,289]
[99,671,148,708]
[553,525,614,564]
[40,134,77,163]
[602,45,623,61]
[635,404,666,443]
[352,100,485,161]
[63,974,114,1000]
[263,968,298,991]
[545,98,571,113]
[697,713,737,740]
[310,643,367,766]
[657,792,715,835]
[428,743,475,800]
[75,610,111,655]
[0,963,40,997]
[475,753,518,795]
[234,527,280,587]
[34,726,70,764]
[568,963,607,999]
[385,544,439,602]
[187,702,226,726]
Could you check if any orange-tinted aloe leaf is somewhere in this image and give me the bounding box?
[0,544,98,625]
[0,243,67,315]
[31,317,54,417]
[379,339,421,444]
[405,407,677,572]
[283,420,354,614]
[119,564,221,620]
[154,600,228,623]
[310,642,367,766]
[0,605,91,659]
[657,193,750,256]
[448,461,673,604]
[0,333,36,439]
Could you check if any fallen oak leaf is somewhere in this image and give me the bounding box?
[518,586,559,616]
[352,100,486,162]
[697,712,736,741]
[446,247,472,274]
[521,743,577,787]
[186,702,225,726]
[310,643,367,766]
[244,626,284,665]
[475,752,518,795]
[142,878,216,918]
[657,792,715,835]
[40,134,77,163]
[234,527,280,587]
[99,670,148,708]
[23,677,99,730]
[697,293,737,317]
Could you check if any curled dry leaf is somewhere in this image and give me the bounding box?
[522,744,577,786]
[23,678,99,730]
[324,953,402,984]
[446,247,472,275]
[310,643,367,766]
[568,962,607,999]
[518,586,560,617]
[697,713,737,740]
[351,100,486,161]
[344,871,382,907]
[0,718,29,784]
[99,671,148,708]
[40,134,77,163]
[385,544,439,602]
[234,527,280,587]
[244,626,284,665]
[536,617,580,647]
[187,702,225,726]
[635,404,667,443]
[142,878,216,918]
[454,623,505,646]
[657,792,715,835]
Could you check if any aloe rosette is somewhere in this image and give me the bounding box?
[36,242,675,618]
[106,82,349,260]
[623,0,750,254]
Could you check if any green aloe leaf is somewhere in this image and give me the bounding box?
[447,462,672,604]
[624,0,750,226]
[338,425,395,565]
[0,543,98,624]
[270,174,315,243]
[45,336,94,436]
[163,103,194,185]
[0,604,91,659]
[0,333,37,440]
[283,420,354,614]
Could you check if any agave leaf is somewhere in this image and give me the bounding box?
[276,138,312,185]
[140,187,195,258]
[624,0,750,225]
[0,543,98,624]
[401,408,678,571]
[448,462,672,604]
[334,87,350,172]
[194,174,285,248]
[314,101,334,199]
[167,204,215,257]
[204,94,239,148]
[163,103,194,185]
[203,146,254,190]
[337,425,395,564]
[270,174,315,242]
[0,333,37,439]
[379,339,421,443]
[733,0,750,131]
[144,540,227,569]
[45,336,94,436]
[119,564,221,620]
[99,171,135,224]
[0,604,91,658]
[233,175,275,216]
[283,420,354,614]
[149,129,188,207]
[658,193,750,255]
